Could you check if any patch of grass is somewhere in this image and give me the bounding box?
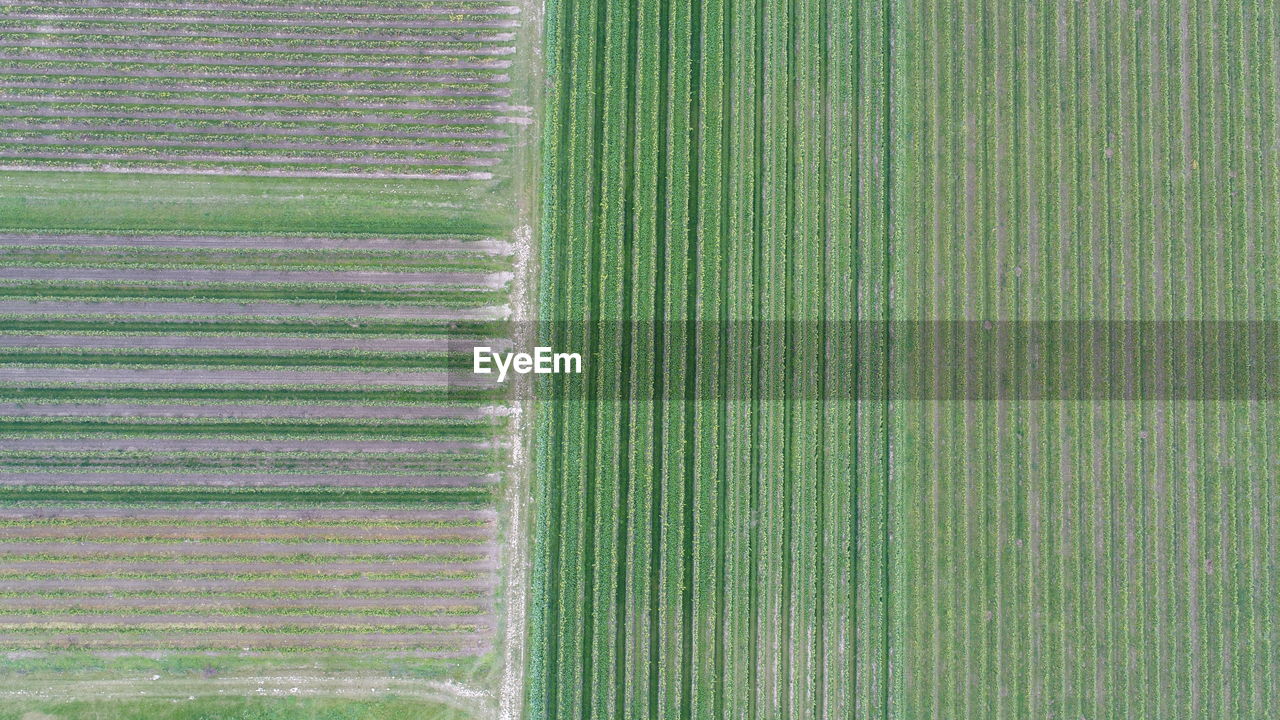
[0,171,510,237]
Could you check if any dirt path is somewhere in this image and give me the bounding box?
[496,0,541,712]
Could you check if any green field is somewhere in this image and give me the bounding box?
[531,1,1279,719]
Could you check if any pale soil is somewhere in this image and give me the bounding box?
[0,266,510,286]
[0,163,495,180]
[0,507,496,522]
[0,67,513,84]
[0,107,527,125]
[0,149,501,167]
[0,613,492,627]
[17,1,519,14]
[0,401,498,418]
[0,595,490,610]
[5,133,507,153]
[0,579,495,594]
[0,27,517,44]
[2,91,512,107]
[0,438,502,452]
[0,299,510,319]
[0,559,498,574]
[0,473,500,488]
[4,40,517,57]
[7,50,517,67]
[0,525,494,541]
[0,232,512,253]
[5,16,520,31]
[0,541,497,558]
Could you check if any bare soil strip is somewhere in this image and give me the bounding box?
[3,15,519,31]
[0,299,509,319]
[0,337,508,354]
[7,49,516,66]
[3,40,517,57]
[0,149,500,167]
[0,579,495,593]
[0,67,512,84]
[0,368,495,386]
[0,107,528,125]
[0,121,512,140]
[0,402,498,419]
[0,632,489,651]
[8,1,521,15]
[0,559,497,574]
[4,134,506,153]
[0,613,490,626]
[0,163,496,179]
[0,267,510,286]
[0,473,499,488]
[0,542,496,558]
[2,90,512,107]
[0,233,511,253]
[0,508,495,522]
[0,27,517,43]
[0,504,494,515]
[0,438,501,452]
[0,525,494,541]
[0,595,490,609]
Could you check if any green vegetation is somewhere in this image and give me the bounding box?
[533,0,885,717]
[532,1,1279,720]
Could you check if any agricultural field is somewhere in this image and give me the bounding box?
[0,0,538,718]
[532,2,1278,720]
[0,0,529,179]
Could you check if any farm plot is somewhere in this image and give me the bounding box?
[532,0,888,718]
[0,0,530,179]
[0,229,513,664]
[533,0,1279,719]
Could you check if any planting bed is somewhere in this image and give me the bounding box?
[0,0,529,178]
